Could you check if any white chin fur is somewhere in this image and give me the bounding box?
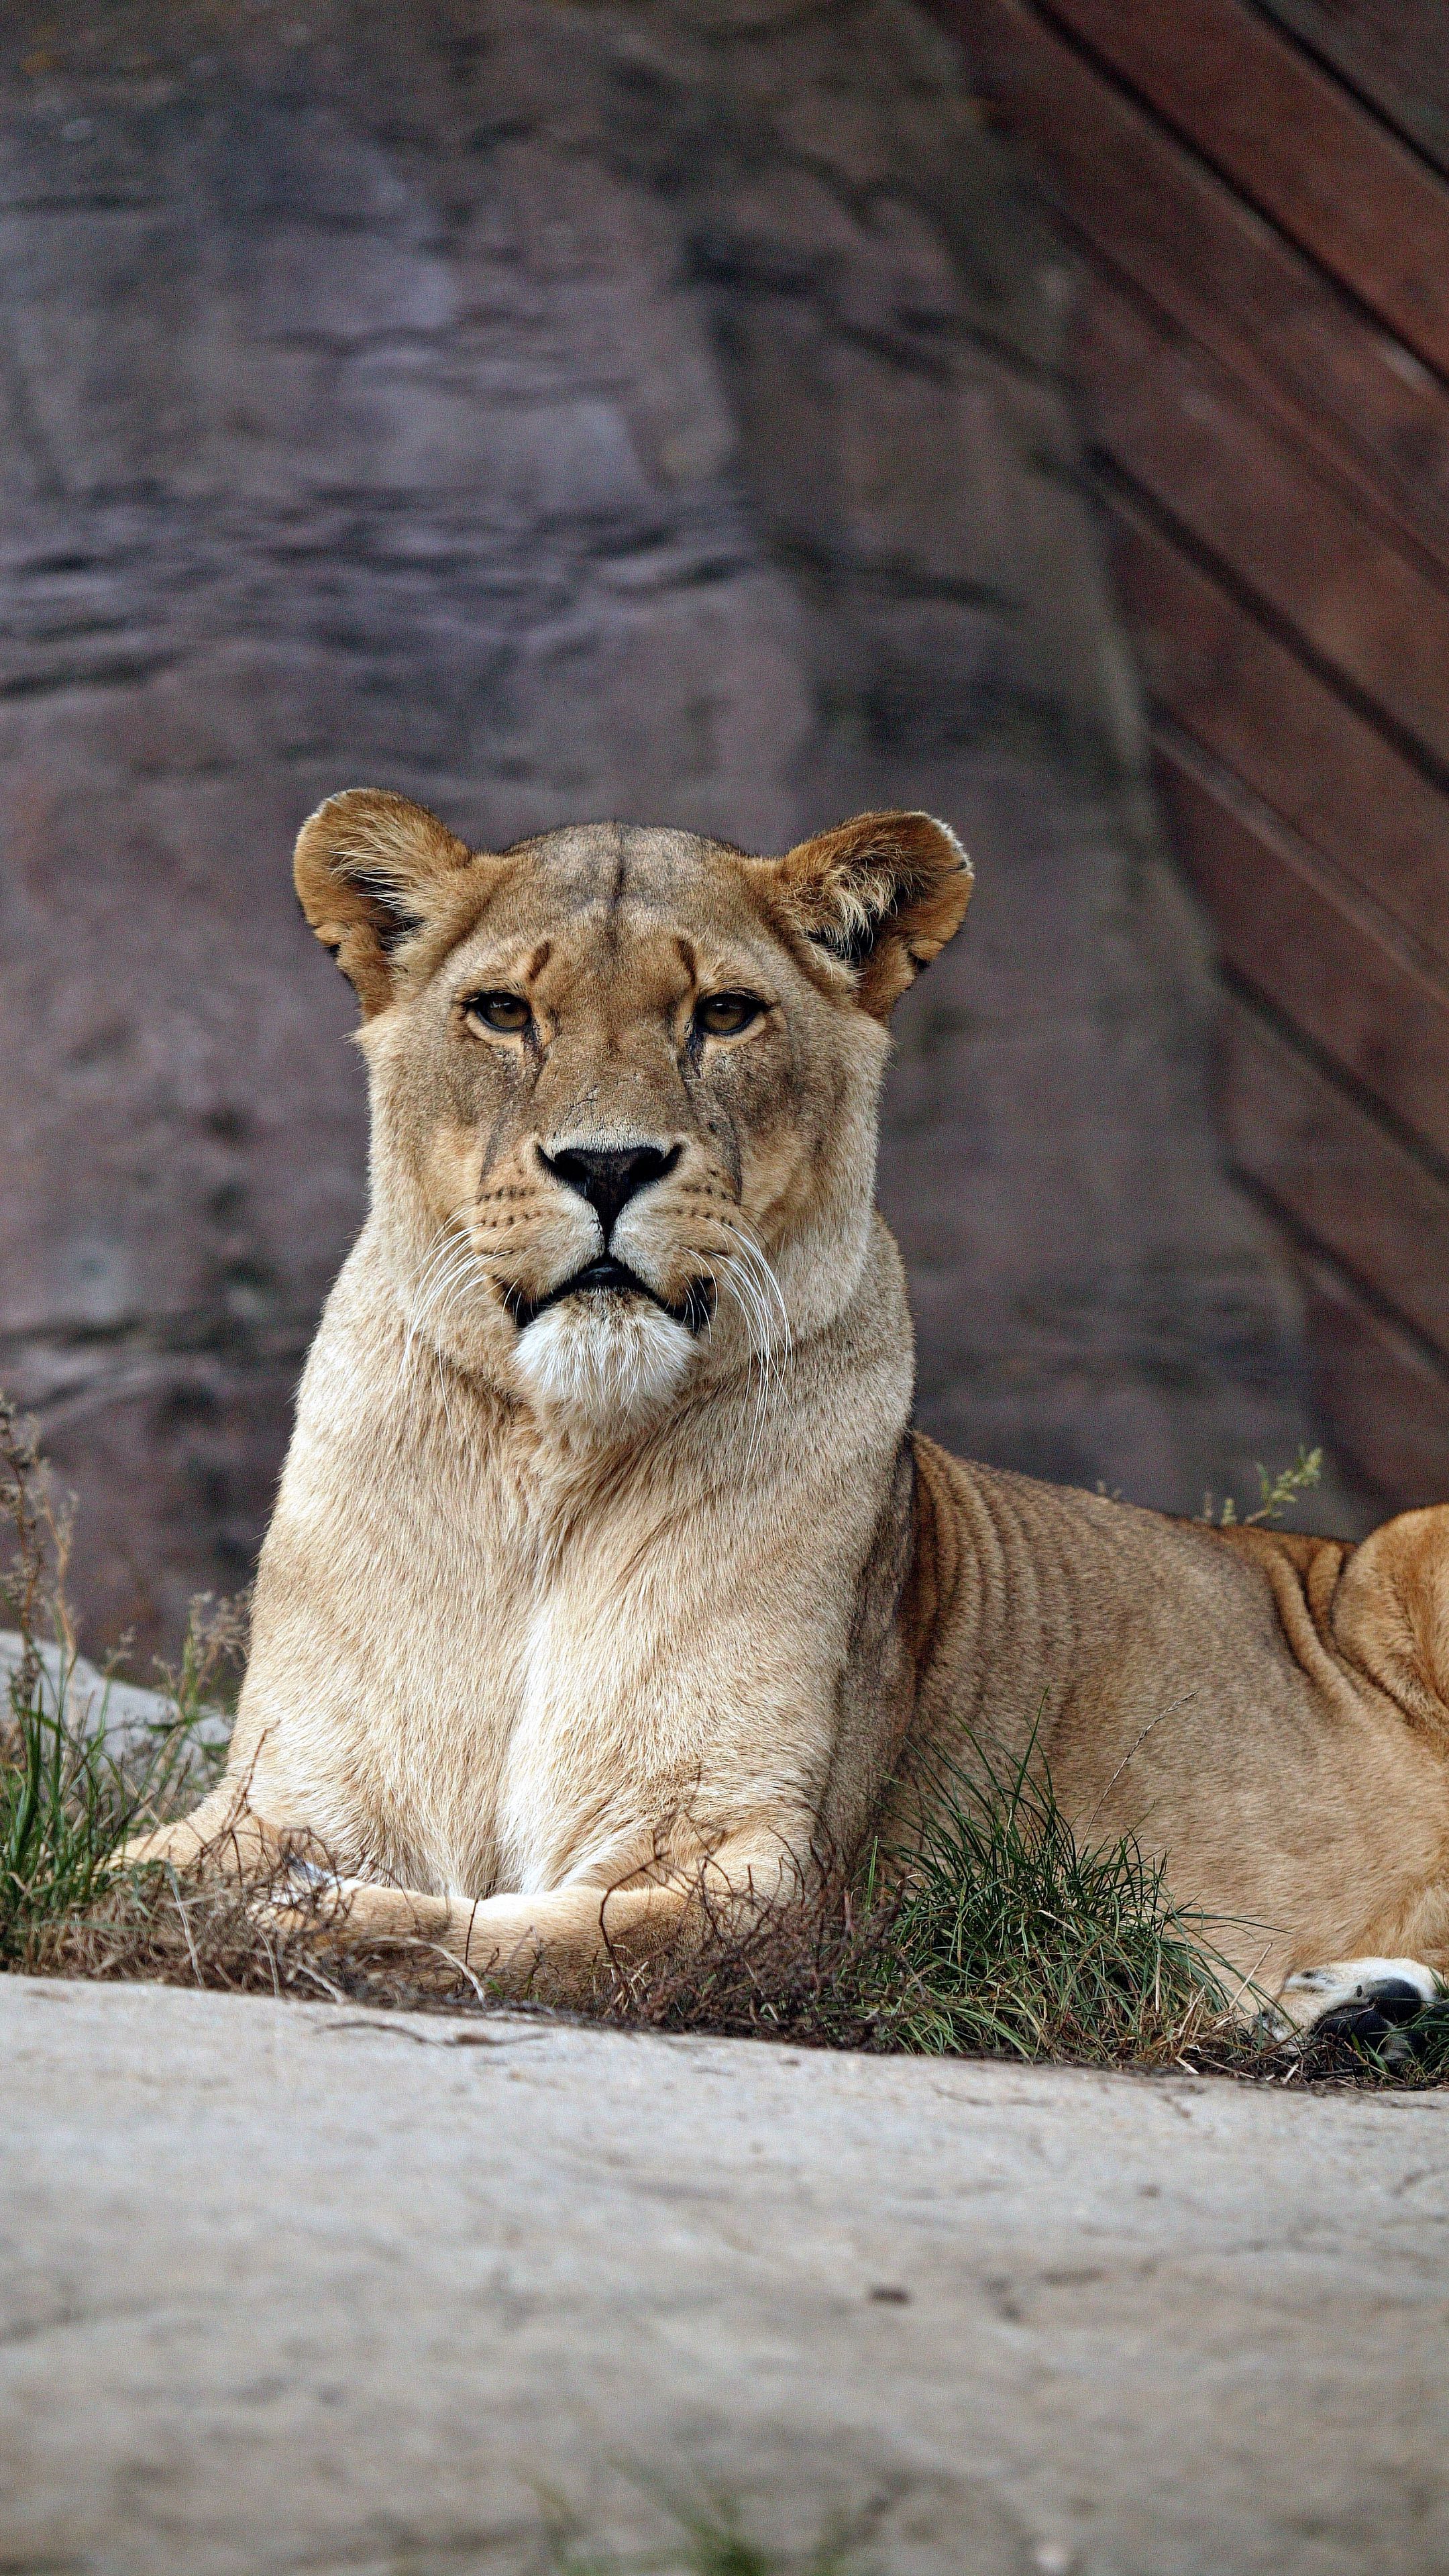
[513,1294,695,1428]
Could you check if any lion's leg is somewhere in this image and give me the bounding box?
[122,1786,298,1880]
[1281,1507,1449,2048]
[270,1874,692,2002]
[1334,1503,1449,1735]
[272,1832,801,2003]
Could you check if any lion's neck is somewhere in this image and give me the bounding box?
[340,1205,910,1495]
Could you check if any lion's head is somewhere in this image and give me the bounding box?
[295,792,971,1431]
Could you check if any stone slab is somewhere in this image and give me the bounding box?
[0,1629,225,1751]
[1,1976,1446,2575]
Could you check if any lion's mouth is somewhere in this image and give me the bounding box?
[502,1256,714,1335]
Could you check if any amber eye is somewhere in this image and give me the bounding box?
[695,991,763,1040]
[464,991,531,1036]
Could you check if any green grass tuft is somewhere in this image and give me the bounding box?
[544,2486,876,2576]
[0,1393,237,1964]
[866,1739,1242,2062]
[3,1680,138,1951]
[592,1735,1243,2072]
[659,2496,865,2576]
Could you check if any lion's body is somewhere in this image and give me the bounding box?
[135,793,1449,2014]
[906,1444,1449,1986]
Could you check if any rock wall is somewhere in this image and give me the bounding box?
[0,0,1344,1658]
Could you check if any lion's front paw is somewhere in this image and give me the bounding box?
[278,1855,343,1899]
[252,1862,374,1933]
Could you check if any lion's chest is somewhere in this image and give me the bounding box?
[252,1352,861,1904]
[354,1515,754,1902]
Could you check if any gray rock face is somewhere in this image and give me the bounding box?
[3,1976,1447,2575]
[0,0,1332,1656]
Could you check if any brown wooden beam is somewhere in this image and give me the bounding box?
[1222,998,1449,1356]
[1159,741,1449,1161]
[1106,501,1449,972]
[1300,1250,1449,1504]
[1257,1,1449,182]
[1028,0,1449,379]
[957,0,1449,577]
[1078,282,1449,775]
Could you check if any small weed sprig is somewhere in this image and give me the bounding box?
[1201,1444,1324,1529]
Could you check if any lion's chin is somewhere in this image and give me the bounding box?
[511,1292,696,1430]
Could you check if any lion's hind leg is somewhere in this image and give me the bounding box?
[1300,1507,1449,2062]
[1334,1503,1449,1737]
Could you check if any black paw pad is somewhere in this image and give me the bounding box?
[1318,1984,1449,2070]
[1318,1976,1429,2043]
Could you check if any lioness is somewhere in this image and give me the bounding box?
[135,791,1449,2031]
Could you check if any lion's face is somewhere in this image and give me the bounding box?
[296,795,971,1432]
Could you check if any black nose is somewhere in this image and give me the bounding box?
[541,1142,680,1240]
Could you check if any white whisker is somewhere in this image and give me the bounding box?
[726,1220,793,1359]
[714,1253,779,1480]
[400,1224,491,1442]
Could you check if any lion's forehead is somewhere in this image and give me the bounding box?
[500,829,747,922]
[457,824,778,975]
[502,819,749,894]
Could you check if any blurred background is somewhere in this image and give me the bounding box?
[3,0,1444,1660]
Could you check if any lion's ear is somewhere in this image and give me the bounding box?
[294,789,486,1017]
[767,810,973,1018]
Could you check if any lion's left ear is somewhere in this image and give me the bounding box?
[766,810,973,1018]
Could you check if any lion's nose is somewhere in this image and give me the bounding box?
[541,1142,680,1240]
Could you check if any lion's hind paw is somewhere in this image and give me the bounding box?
[1277,1958,1448,2067]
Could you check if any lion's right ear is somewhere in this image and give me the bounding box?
[293,789,484,1017]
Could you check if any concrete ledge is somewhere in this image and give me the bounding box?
[2,1976,1446,2573]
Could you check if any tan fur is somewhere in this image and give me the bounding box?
[133,793,1449,2008]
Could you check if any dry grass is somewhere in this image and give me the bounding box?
[17,1863,491,2012]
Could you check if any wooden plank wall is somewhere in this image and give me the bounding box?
[933,0,1449,1505]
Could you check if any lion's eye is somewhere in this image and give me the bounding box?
[695,991,763,1040]
[464,991,531,1036]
